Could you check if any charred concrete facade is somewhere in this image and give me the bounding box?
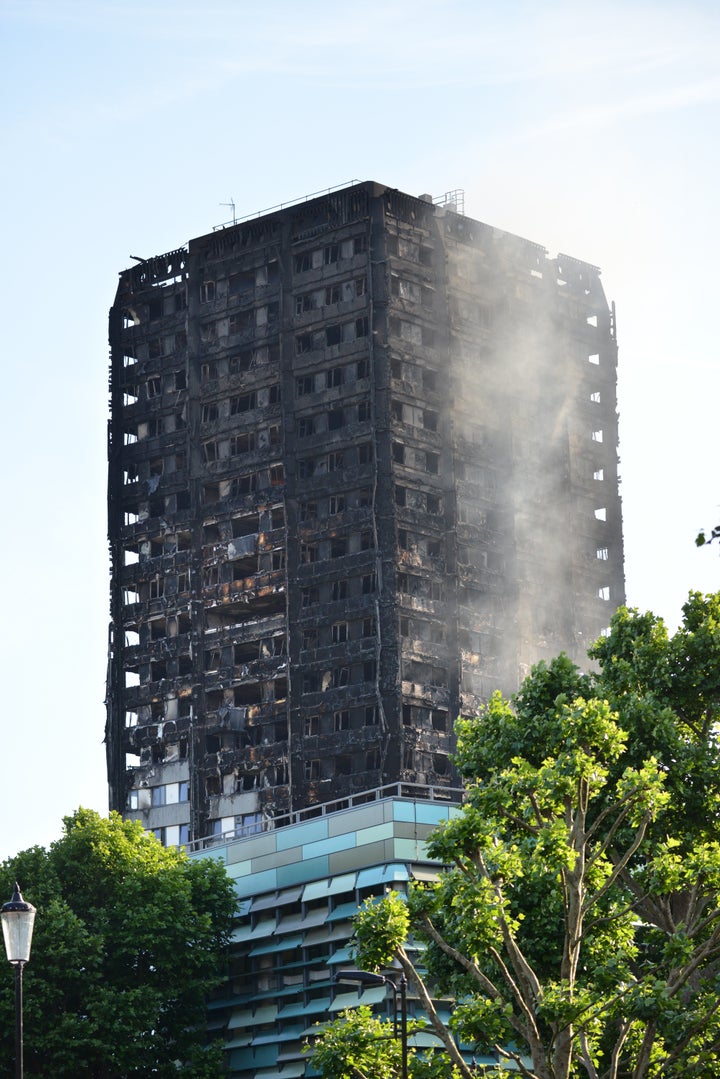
[106,181,624,845]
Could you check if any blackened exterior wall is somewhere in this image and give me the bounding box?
[106,181,624,845]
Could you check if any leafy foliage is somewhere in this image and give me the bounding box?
[315,594,720,1079]
[308,1006,404,1079]
[0,809,236,1077]
[695,524,720,547]
[308,1004,467,1079]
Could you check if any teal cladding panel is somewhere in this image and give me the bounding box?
[277,855,329,887]
[356,863,410,887]
[416,802,455,825]
[252,1004,278,1023]
[327,900,360,921]
[249,933,303,957]
[276,818,329,851]
[250,846,298,874]
[302,832,355,859]
[233,867,278,898]
[227,860,253,881]
[228,1010,255,1031]
[302,872,356,902]
[327,945,352,963]
[392,800,417,822]
[194,847,228,865]
[394,837,430,861]
[225,1033,252,1049]
[229,1046,277,1069]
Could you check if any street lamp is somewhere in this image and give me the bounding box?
[1,883,36,1079]
[335,968,408,1079]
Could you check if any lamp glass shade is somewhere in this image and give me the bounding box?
[1,889,36,965]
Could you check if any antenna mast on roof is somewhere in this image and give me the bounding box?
[220,199,236,226]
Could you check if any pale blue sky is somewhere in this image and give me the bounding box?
[1,0,718,860]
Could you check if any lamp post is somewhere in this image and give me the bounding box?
[336,968,408,1079]
[1,883,36,1079]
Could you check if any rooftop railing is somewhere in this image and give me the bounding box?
[188,780,465,852]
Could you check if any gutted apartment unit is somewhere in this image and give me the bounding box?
[106,180,624,845]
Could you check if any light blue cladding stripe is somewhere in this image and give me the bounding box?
[325,870,357,895]
[392,800,418,822]
[276,817,329,851]
[302,871,356,902]
[416,801,458,825]
[355,821,394,846]
[233,867,278,899]
[227,860,253,881]
[302,832,355,860]
[194,847,228,865]
[356,863,410,888]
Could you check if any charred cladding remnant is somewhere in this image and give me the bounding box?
[106,181,625,847]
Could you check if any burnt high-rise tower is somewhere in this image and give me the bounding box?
[106,181,624,846]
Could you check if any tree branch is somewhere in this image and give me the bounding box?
[395,946,474,1079]
[665,920,720,1000]
[602,1019,632,1079]
[583,814,650,917]
[579,1029,599,1079]
[417,907,545,1071]
[659,991,720,1070]
[494,1042,544,1079]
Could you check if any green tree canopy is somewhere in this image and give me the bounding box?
[313,593,720,1079]
[0,808,236,1077]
